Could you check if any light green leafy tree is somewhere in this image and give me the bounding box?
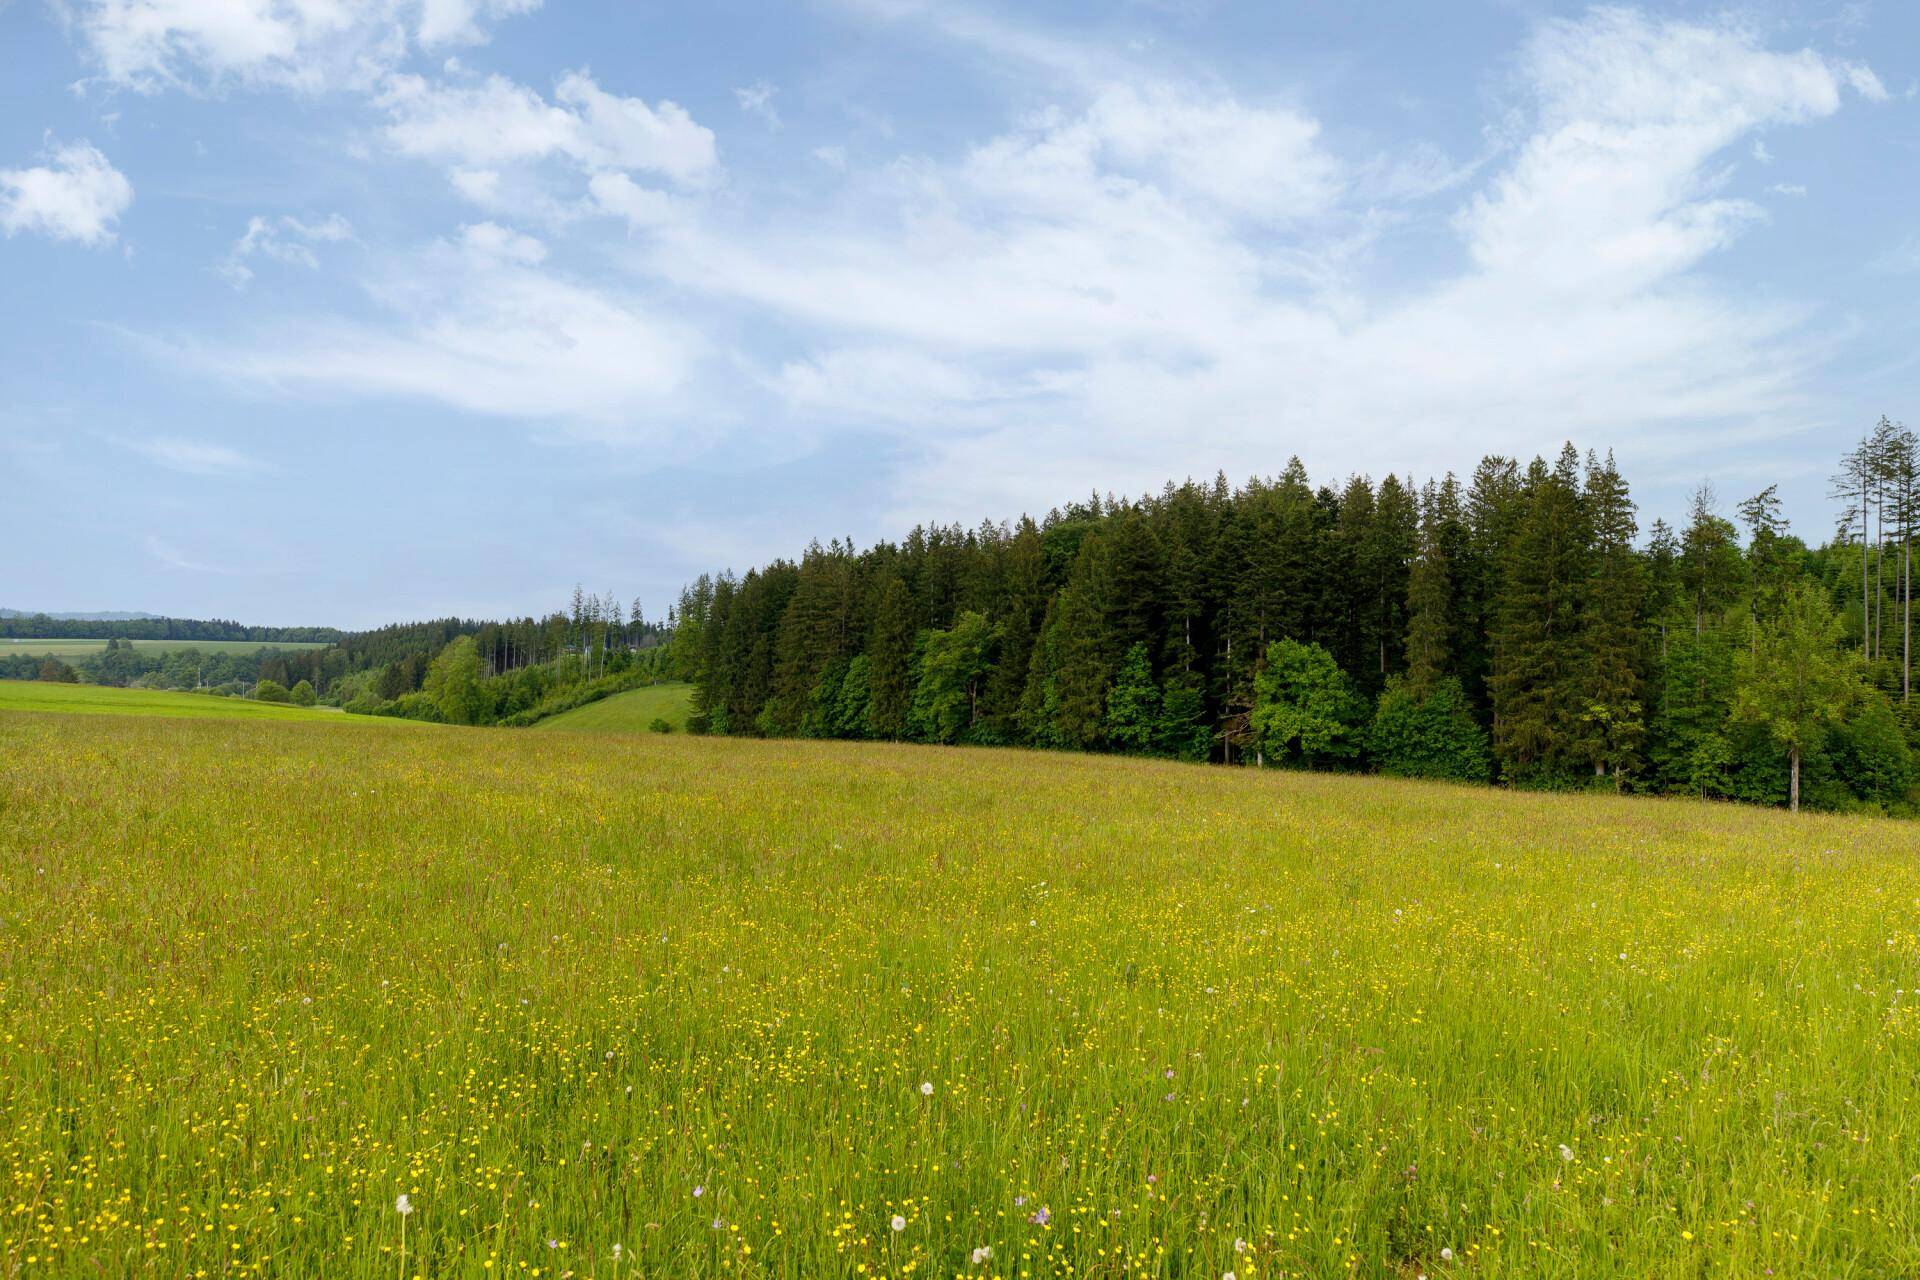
[1732,581,1859,811]
[909,611,994,744]
[1251,639,1365,768]
[424,635,489,726]
[1104,642,1161,754]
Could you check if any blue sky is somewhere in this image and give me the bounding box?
[2,0,1916,627]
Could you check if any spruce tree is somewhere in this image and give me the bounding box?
[1404,479,1454,698]
[1489,447,1588,780]
[1570,451,1644,782]
[867,575,913,740]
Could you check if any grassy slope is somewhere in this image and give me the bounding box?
[529,680,694,732]
[0,637,329,659]
[2,715,1917,1277]
[0,679,391,722]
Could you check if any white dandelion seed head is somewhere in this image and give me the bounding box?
[920,1081,934,1096]
[971,1245,993,1264]
[1234,1237,1247,1253]
[395,1194,413,1216]
[890,1214,906,1232]
[1441,1246,1454,1261]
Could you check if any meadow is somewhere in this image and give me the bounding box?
[0,637,329,659]
[532,683,695,734]
[0,680,389,722]
[2,698,1918,1278]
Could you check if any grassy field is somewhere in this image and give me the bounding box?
[532,682,695,733]
[2,707,1918,1278]
[0,679,400,722]
[0,637,329,659]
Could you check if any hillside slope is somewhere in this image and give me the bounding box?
[530,681,693,733]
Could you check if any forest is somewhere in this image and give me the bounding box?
[0,613,340,643]
[659,425,1918,814]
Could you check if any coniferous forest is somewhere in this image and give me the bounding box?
[661,426,1920,813]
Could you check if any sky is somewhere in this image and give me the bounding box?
[1,0,1916,628]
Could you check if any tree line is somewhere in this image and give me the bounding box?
[662,427,1919,814]
[0,614,340,643]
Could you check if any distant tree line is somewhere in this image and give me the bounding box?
[0,639,298,691]
[0,614,340,643]
[662,426,1920,815]
[2,589,669,729]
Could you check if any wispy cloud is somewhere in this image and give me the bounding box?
[218,212,352,288]
[143,534,232,574]
[734,81,781,129]
[128,435,265,475]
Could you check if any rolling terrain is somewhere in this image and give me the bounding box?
[530,681,695,733]
[0,680,385,721]
[1,696,1916,1277]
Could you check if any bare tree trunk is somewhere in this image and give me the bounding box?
[1875,482,1884,661]
[1790,748,1801,814]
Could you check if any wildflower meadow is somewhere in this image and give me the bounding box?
[3,703,1918,1277]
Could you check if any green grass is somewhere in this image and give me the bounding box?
[0,679,379,721]
[0,637,329,659]
[531,681,695,733]
[2,713,1918,1278]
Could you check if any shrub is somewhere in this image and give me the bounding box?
[253,679,290,703]
[648,717,673,734]
[1368,677,1492,782]
[289,679,317,707]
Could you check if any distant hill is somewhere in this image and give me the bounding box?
[0,608,162,621]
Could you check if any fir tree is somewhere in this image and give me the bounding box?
[1489,447,1588,779]
[1571,451,1644,782]
[867,574,913,740]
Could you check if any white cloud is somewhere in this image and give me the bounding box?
[631,8,1880,519]
[379,68,717,190]
[1843,63,1888,102]
[1768,182,1807,198]
[417,0,539,47]
[146,4,1887,534]
[218,211,352,287]
[130,436,262,475]
[200,224,700,430]
[0,140,132,246]
[735,81,780,129]
[62,0,535,91]
[1459,8,1856,296]
[588,172,682,231]
[456,219,544,263]
[65,0,399,92]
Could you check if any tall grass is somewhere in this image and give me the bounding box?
[1,707,1916,1277]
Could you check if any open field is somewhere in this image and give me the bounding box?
[0,637,329,659]
[532,681,695,733]
[0,679,336,721]
[0,680,393,722]
[2,710,1918,1278]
